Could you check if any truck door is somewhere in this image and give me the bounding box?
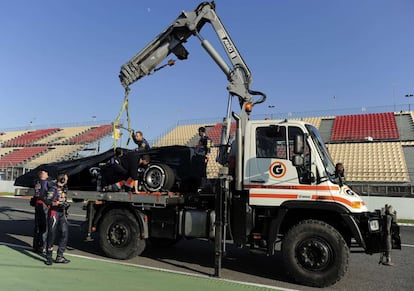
[245,124,312,206]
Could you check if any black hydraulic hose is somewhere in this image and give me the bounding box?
[249,88,267,105]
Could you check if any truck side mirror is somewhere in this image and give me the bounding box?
[292,155,304,167]
[294,134,304,154]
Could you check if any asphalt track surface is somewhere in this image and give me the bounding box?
[1,196,414,291]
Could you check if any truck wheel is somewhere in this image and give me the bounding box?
[99,209,146,259]
[282,219,349,287]
[143,163,175,192]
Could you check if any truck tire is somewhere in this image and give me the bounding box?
[99,209,146,260]
[143,163,175,192]
[282,219,349,287]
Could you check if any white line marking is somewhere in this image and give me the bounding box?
[402,244,414,248]
[68,213,85,218]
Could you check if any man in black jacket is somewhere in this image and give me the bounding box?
[100,148,128,191]
[193,126,212,187]
[122,151,150,193]
[32,170,52,255]
[45,174,70,265]
[132,130,150,151]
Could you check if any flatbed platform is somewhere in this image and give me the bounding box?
[67,190,185,207]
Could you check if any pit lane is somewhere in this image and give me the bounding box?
[1,196,413,291]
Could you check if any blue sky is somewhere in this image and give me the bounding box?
[1,0,413,145]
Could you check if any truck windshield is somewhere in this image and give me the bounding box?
[306,124,336,180]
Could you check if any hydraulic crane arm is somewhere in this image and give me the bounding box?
[119,1,266,108]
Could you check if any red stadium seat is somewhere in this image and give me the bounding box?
[331,112,399,142]
[2,128,60,147]
[0,146,50,168]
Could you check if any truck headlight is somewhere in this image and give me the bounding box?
[369,219,380,232]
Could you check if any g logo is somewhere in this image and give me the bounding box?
[269,161,286,178]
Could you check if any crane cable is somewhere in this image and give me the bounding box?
[112,59,176,151]
[113,87,133,150]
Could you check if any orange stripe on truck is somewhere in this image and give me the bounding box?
[312,195,365,208]
[249,193,365,209]
[249,193,299,199]
[245,184,339,191]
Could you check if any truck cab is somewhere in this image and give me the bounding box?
[243,119,367,213]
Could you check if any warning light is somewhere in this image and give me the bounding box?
[245,102,253,114]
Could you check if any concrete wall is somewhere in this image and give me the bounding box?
[362,196,414,220]
[0,181,15,193]
[0,181,32,196]
[1,181,413,219]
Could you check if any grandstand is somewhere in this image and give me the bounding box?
[153,124,212,147]
[0,146,50,169]
[2,128,60,147]
[1,110,414,196]
[67,125,112,144]
[331,112,399,141]
[0,124,113,179]
[152,111,414,196]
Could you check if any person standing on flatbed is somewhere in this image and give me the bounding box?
[132,130,150,152]
[122,151,151,193]
[193,126,212,187]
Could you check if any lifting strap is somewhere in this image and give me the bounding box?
[112,59,176,150]
[113,87,133,150]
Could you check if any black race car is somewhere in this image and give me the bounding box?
[15,145,204,193]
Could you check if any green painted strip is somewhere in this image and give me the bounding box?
[0,245,280,291]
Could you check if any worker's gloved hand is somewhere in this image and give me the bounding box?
[29,197,37,207]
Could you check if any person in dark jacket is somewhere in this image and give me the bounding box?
[380,204,396,266]
[100,148,128,191]
[193,126,212,186]
[121,151,150,193]
[32,170,52,254]
[132,130,150,151]
[334,162,346,185]
[45,174,70,265]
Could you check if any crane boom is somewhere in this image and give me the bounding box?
[119,1,267,173]
[119,1,265,108]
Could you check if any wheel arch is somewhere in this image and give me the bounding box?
[267,201,365,255]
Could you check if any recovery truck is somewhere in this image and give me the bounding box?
[68,2,401,287]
